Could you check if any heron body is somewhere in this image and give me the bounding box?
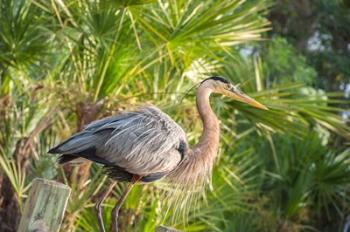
[49,106,188,182]
[49,76,267,232]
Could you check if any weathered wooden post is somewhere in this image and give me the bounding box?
[17,178,71,232]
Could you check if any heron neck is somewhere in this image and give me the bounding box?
[194,86,220,157]
[165,85,220,187]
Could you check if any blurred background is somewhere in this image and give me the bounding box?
[0,0,350,231]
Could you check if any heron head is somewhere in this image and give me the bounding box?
[201,76,268,110]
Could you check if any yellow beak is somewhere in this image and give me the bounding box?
[228,90,268,110]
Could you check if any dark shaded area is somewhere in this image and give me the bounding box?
[0,175,20,232]
[269,0,350,91]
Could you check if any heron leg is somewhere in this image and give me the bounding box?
[110,175,142,232]
[95,181,117,232]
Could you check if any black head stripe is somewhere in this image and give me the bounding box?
[202,76,230,84]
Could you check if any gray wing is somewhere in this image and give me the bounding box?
[49,106,188,176]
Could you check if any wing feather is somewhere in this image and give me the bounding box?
[50,106,188,176]
[99,106,187,175]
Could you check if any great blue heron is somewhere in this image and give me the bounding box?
[49,76,267,232]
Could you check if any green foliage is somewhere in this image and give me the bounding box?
[258,133,350,230]
[0,0,51,70]
[262,37,317,85]
[269,0,350,92]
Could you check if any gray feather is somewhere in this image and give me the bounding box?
[50,106,188,176]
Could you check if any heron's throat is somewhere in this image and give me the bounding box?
[194,86,220,158]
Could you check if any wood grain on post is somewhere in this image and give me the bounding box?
[156,225,181,232]
[17,178,71,232]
